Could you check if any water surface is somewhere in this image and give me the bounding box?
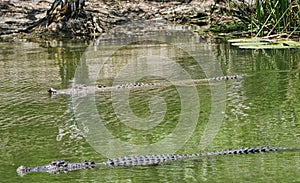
[0,30,299,182]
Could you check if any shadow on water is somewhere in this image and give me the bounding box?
[0,36,299,182]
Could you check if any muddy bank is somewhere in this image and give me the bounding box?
[0,0,246,39]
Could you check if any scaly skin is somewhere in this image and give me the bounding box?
[17,146,288,176]
[48,74,244,95]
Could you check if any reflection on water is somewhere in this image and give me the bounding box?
[225,77,249,120]
[0,32,299,182]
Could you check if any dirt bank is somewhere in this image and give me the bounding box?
[0,0,244,39]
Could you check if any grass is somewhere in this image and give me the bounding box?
[232,0,300,38]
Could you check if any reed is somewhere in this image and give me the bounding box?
[232,0,300,37]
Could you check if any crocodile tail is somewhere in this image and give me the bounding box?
[185,146,288,158]
[210,146,287,156]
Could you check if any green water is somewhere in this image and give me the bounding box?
[0,35,299,183]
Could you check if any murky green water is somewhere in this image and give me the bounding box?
[0,29,299,182]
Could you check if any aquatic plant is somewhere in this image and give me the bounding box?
[233,0,300,37]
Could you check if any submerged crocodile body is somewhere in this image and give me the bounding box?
[17,146,288,176]
[48,75,243,95]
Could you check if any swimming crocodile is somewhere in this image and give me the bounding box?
[17,146,289,176]
[48,74,244,95]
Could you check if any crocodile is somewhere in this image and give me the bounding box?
[17,146,289,176]
[48,74,244,95]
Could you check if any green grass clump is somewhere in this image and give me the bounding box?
[232,0,300,37]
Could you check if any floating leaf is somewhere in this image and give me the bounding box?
[229,38,300,49]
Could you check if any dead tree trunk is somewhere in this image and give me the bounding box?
[46,0,86,25]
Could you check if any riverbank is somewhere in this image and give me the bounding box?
[0,0,247,40]
[1,0,299,41]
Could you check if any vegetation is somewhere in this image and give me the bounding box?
[230,0,300,38]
